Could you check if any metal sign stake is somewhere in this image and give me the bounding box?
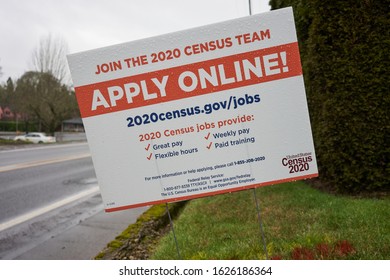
[166,203,181,259]
[253,188,269,259]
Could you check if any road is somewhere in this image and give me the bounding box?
[0,143,146,259]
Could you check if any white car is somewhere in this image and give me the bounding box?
[14,132,56,144]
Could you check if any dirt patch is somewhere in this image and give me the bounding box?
[109,220,171,260]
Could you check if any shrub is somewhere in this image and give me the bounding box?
[270,0,390,192]
[0,121,38,132]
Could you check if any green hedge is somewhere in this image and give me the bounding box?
[0,121,38,132]
[270,0,390,192]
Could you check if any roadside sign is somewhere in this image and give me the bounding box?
[67,7,318,212]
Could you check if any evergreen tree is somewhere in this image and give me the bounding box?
[270,0,390,193]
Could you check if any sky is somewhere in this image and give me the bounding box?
[0,0,270,84]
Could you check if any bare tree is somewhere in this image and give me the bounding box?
[31,34,70,84]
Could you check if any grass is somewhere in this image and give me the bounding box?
[150,181,389,260]
[0,138,31,145]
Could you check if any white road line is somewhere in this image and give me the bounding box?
[0,153,91,173]
[0,186,100,232]
[0,142,89,154]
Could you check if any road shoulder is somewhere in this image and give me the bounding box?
[15,206,148,260]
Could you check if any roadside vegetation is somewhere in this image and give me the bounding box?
[95,202,186,260]
[0,138,31,145]
[150,181,389,260]
[269,0,389,193]
[97,181,389,260]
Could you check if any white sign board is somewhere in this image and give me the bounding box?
[67,7,318,212]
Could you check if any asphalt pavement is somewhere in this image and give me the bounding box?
[0,142,148,259]
[15,201,147,260]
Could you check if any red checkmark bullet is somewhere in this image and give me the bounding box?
[145,144,151,151]
[207,142,212,149]
[205,132,210,140]
[147,153,153,160]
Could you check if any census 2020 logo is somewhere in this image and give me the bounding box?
[282,152,313,174]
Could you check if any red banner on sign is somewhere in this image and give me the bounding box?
[75,42,302,118]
